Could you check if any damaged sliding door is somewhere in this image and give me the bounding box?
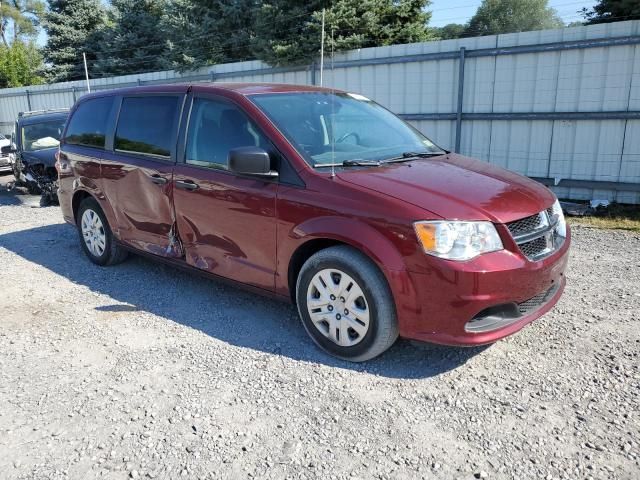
[101,93,185,257]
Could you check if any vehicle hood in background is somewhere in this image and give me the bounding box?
[337,154,556,224]
[21,148,57,167]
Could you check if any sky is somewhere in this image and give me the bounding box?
[429,0,598,27]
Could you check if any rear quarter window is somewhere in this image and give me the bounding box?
[115,96,180,159]
[64,96,115,149]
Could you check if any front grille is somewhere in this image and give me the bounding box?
[517,283,558,315]
[507,208,563,261]
[518,236,548,259]
[507,213,544,237]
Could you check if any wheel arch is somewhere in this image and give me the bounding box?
[72,189,93,222]
[71,188,119,239]
[285,217,407,304]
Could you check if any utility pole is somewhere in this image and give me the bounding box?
[83,52,91,93]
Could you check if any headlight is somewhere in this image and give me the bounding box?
[414,221,503,261]
[550,198,566,238]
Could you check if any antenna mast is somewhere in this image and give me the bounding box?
[330,24,335,179]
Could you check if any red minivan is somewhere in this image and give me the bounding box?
[57,83,570,361]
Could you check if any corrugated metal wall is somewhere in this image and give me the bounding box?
[1,21,639,202]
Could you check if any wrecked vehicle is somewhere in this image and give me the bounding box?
[57,84,570,362]
[2,109,69,206]
[0,134,12,174]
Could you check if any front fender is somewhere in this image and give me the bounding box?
[278,216,421,336]
[290,216,407,272]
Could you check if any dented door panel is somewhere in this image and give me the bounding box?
[172,165,278,291]
[101,151,178,257]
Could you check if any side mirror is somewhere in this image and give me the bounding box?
[1,144,16,155]
[228,147,278,178]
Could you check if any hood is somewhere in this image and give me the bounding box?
[337,154,556,224]
[21,148,58,167]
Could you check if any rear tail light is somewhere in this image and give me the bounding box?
[54,149,69,174]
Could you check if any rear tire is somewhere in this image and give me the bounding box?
[76,197,128,266]
[296,246,399,362]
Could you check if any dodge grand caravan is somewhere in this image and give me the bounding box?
[57,83,570,361]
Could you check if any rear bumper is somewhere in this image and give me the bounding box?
[392,228,570,346]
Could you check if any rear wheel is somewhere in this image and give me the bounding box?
[296,246,398,362]
[76,197,128,266]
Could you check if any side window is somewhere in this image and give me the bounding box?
[186,98,270,169]
[64,96,114,149]
[115,96,180,158]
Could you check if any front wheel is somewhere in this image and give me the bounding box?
[296,246,399,362]
[76,197,128,266]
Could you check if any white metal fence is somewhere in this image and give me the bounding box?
[1,20,639,203]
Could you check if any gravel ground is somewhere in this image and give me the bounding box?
[0,174,638,480]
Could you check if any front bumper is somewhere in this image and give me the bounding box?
[395,228,570,346]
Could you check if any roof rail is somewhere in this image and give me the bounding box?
[18,108,69,118]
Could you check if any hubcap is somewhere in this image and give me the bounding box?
[81,209,106,257]
[306,269,370,347]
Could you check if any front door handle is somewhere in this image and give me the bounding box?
[175,179,199,191]
[150,174,168,185]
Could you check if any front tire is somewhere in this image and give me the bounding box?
[296,246,399,362]
[76,197,128,266]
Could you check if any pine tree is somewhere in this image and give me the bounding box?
[582,0,640,24]
[43,0,108,82]
[252,0,435,67]
[167,0,256,71]
[93,0,172,76]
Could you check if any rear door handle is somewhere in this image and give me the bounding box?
[150,174,168,185]
[175,179,199,191]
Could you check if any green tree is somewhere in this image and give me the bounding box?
[252,0,435,67]
[582,0,640,24]
[0,40,44,87]
[94,0,173,76]
[167,0,257,70]
[0,0,45,46]
[466,0,564,37]
[43,0,108,82]
[434,23,466,40]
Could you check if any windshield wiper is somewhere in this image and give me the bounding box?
[342,159,381,166]
[383,151,447,163]
[314,159,381,168]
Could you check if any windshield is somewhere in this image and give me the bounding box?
[250,92,444,167]
[22,119,66,152]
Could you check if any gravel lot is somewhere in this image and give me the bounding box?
[0,174,638,480]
